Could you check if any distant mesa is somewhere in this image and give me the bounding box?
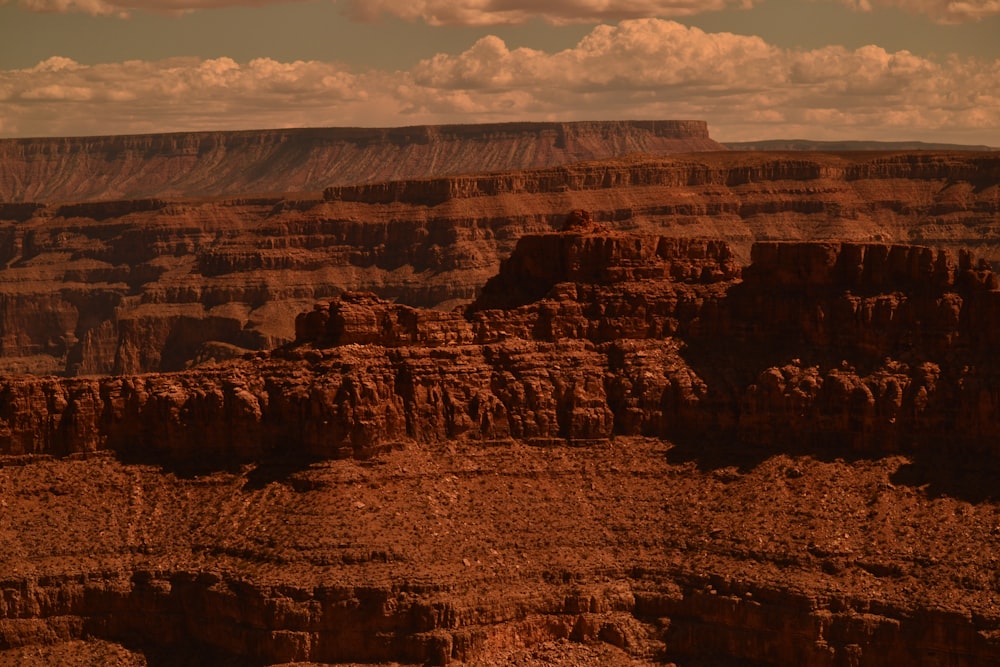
[0,120,722,203]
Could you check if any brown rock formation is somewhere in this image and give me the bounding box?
[2,228,999,462]
[4,230,1000,666]
[715,241,1000,456]
[0,150,998,376]
[0,121,720,203]
[471,225,737,312]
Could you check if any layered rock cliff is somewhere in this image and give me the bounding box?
[4,225,998,463]
[0,151,998,376]
[5,123,1000,666]
[3,227,1000,666]
[0,121,720,203]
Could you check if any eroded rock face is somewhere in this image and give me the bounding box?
[716,241,1000,454]
[3,143,1000,665]
[471,231,738,311]
[0,151,999,376]
[4,230,1000,666]
[3,228,1000,466]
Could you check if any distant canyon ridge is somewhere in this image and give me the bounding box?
[0,120,721,203]
[0,121,997,376]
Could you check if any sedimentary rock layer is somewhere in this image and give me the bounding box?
[0,121,720,203]
[323,150,1000,204]
[2,444,999,666]
[0,151,998,376]
[2,230,999,464]
[3,230,1000,666]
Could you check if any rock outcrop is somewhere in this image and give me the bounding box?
[721,242,1000,455]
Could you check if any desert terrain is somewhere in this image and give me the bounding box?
[1,121,999,666]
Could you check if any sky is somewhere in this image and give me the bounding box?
[0,0,999,144]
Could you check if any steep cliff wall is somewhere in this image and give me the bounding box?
[3,230,999,464]
[0,151,997,377]
[0,121,720,203]
[3,231,1000,666]
[324,151,1000,203]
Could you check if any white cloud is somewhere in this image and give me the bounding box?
[840,0,1000,23]
[0,56,376,136]
[338,0,752,25]
[29,56,85,73]
[412,20,783,91]
[6,0,999,23]
[1,20,998,144]
[789,44,938,95]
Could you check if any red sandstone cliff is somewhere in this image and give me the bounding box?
[3,229,999,465]
[3,229,1000,666]
[0,151,998,376]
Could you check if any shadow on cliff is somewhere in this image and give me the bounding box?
[124,641,260,667]
[667,334,1000,504]
[114,447,321,491]
[890,454,1000,503]
[664,335,867,467]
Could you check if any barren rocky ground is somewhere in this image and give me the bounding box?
[1,122,999,665]
[2,438,998,666]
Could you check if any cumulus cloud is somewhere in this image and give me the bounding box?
[412,21,782,90]
[1,20,998,143]
[0,56,373,136]
[400,20,1000,142]
[5,0,999,23]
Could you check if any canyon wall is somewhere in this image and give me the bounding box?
[2,229,999,465]
[0,121,720,203]
[3,564,998,666]
[0,151,998,376]
[324,150,1000,204]
[5,124,1000,667]
[3,229,1000,665]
